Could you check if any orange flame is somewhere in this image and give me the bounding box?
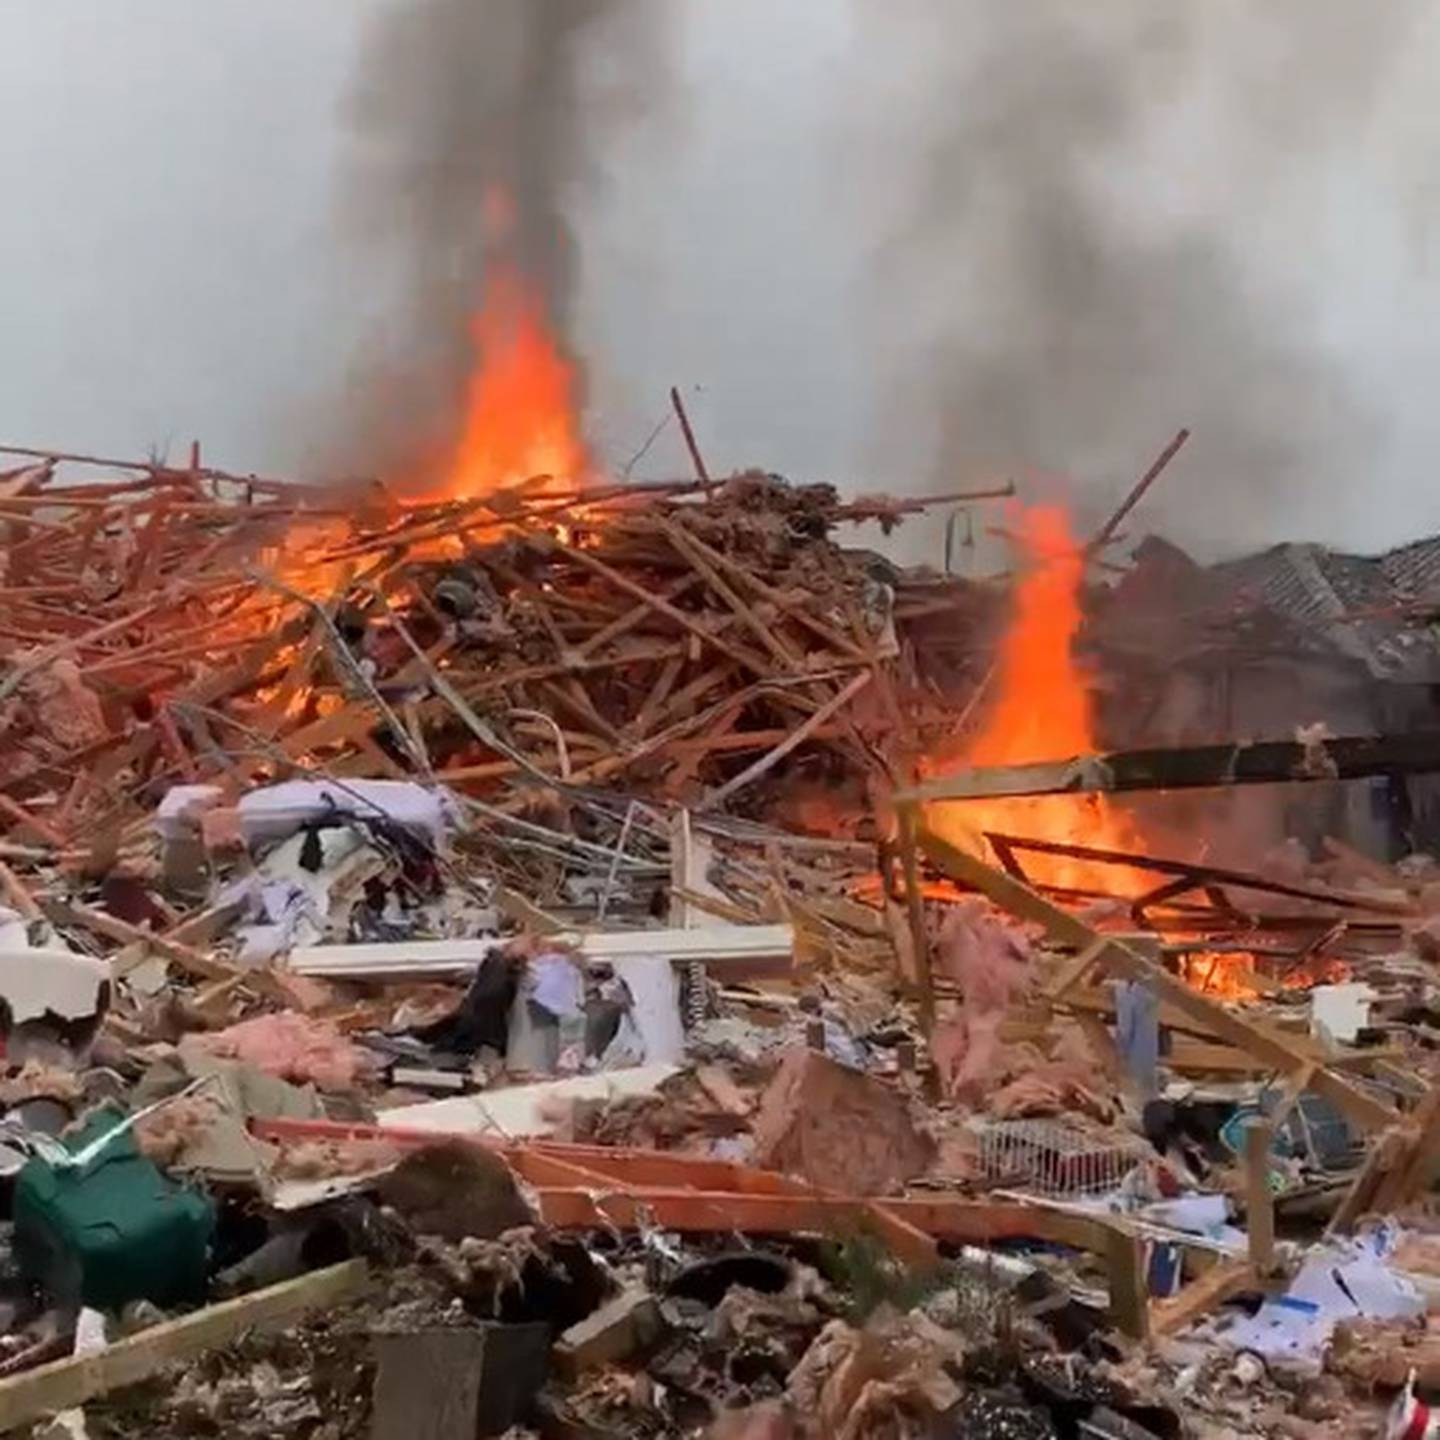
[926,505,1147,893]
[1182,949,1353,1002]
[1182,952,1264,1001]
[966,507,1091,770]
[406,254,588,510]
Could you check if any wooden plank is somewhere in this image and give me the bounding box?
[1105,1226,1151,1341]
[630,653,686,738]
[650,662,738,731]
[896,804,937,1035]
[1167,1042,1276,1074]
[1245,1121,1276,1276]
[0,793,69,848]
[1268,1063,1318,1127]
[1327,1125,1410,1236]
[916,827,1397,1132]
[545,535,780,681]
[1149,1260,1252,1337]
[574,574,701,659]
[666,702,743,792]
[1371,1087,1440,1215]
[289,925,794,980]
[866,1202,942,1271]
[672,526,869,661]
[0,860,43,922]
[0,1261,369,1432]
[47,900,236,983]
[1087,427,1190,552]
[1044,939,1111,1000]
[663,520,802,670]
[1166,1046,1388,1077]
[697,671,873,811]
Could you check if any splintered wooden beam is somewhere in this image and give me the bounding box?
[1150,1260,1254,1337]
[1245,1121,1277,1276]
[662,520,803,670]
[538,534,779,681]
[913,822,1398,1133]
[1087,427,1191,553]
[986,831,1411,917]
[573,573,701,658]
[697,671,874,811]
[0,1261,369,1432]
[671,525,870,662]
[897,732,1440,805]
[669,385,712,485]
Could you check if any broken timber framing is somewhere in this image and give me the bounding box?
[897,732,1440,805]
[984,831,1411,918]
[910,822,1397,1134]
[0,1261,369,1433]
[252,1117,1158,1338]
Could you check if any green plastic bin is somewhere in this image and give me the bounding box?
[14,1107,215,1309]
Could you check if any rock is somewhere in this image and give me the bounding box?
[377,1142,535,1242]
[553,1289,666,1377]
[370,1322,549,1439]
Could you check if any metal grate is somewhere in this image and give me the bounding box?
[975,1118,1153,1197]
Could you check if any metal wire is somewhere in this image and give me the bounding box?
[975,1118,1152,1197]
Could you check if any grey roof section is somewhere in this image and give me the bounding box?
[1380,535,1440,599]
[1209,539,1440,682]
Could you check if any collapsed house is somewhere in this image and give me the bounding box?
[1092,534,1440,860]
[0,443,1438,1438]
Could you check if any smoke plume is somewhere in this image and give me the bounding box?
[328,0,667,478]
[860,3,1422,557]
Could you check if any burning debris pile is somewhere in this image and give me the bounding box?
[3,439,1440,1439]
[0,450,1000,890]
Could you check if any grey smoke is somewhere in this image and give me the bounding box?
[859,3,1426,560]
[3,3,1440,565]
[327,0,668,480]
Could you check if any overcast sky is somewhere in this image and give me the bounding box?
[3,3,1440,567]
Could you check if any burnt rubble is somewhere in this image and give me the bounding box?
[0,450,1438,1437]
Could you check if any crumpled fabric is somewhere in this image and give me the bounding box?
[526,950,586,1020]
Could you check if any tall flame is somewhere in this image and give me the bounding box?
[411,247,590,512]
[967,507,1090,769]
[927,505,1145,893]
[437,263,587,504]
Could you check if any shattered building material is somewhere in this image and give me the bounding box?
[371,1323,550,1439]
[7,443,1440,1435]
[751,1047,935,1195]
[377,1063,683,1138]
[287,923,796,981]
[912,824,1400,1132]
[0,946,108,1030]
[552,1289,667,1377]
[0,1261,369,1432]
